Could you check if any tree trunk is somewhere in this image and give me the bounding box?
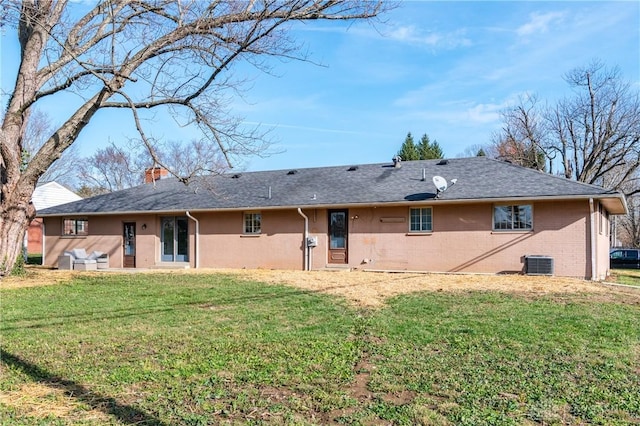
[0,185,36,275]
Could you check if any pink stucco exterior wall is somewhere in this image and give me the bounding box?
[44,215,160,269]
[42,199,612,278]
[309,201,593,277]
[196,210,307,270]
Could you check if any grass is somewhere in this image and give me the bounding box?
[1,273,639,425]
[611,268,640,287]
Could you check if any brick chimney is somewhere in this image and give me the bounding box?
[145,167,168,183]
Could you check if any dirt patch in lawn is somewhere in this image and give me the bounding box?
[228,269,640,307]
[1,268,80,289]
[5,267,639,307]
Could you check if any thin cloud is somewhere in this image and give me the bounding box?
[242,121,373,136]
[300,21,472,50]
[517,11,566,37]
[465,102,504,124]
[386,24,472,49]
[388,25,441,46]
[234,94,325,114]
[397,94,511,128]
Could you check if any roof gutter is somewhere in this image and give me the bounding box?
[186,211,199,269]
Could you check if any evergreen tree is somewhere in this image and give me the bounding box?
[416,133,431,160]
[417,134,444,160]
[397,132,419,161]
[476,148,486,157]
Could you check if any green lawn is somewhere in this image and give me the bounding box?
[611,269,640,287]
[1,273,639,425]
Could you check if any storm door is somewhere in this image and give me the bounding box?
[161,217,189,262]
[328,210,348,264]
[123,222,136,268]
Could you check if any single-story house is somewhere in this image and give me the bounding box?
[37,157,627,279]
[27,181,82,256]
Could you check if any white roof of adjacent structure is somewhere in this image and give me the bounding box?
[32,181,82,211]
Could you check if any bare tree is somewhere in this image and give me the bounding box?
[77,138,227,193]
[494,61,640,191]
[456,143,491,158]
[158,139,229,182]
[21,109,81,187]
[610,171,640,248]
[549,61,640,189]
[0,0,389,275]
[491,94,548,171]
[617,194,640,248]
[77,142,142,193]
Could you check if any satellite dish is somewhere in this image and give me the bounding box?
[433,176,448,193]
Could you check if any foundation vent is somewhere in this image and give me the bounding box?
[525,255,554,275]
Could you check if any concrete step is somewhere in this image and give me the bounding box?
[151,262,191,269]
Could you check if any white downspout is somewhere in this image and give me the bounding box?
[186,211,199,269]
[41,221,46,266]
[297,208,309,271]
[589,199,596,281]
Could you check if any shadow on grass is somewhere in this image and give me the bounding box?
[0,348,167,426]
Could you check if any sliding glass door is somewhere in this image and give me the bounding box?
[161,217,188,262]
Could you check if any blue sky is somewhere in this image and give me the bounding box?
[2,1,639,173]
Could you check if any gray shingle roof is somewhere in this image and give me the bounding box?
[38,157,626,216]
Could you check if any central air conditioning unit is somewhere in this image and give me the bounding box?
[525,255,554,275]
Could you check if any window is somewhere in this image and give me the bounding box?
[63,218,88,236]
[409,207,432,232]
[493,205,532,231]
[244,212,261,234]
[598,203,609,235]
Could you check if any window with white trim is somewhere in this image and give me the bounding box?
[409,207,432,232]
[63,218,89,236]
[599,203,606,234]
[493,204,532,231]
[244,212,261,234]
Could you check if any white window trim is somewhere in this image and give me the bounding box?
[492,204,533,232]
[408,207,433,233]
[243,211,262,235]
